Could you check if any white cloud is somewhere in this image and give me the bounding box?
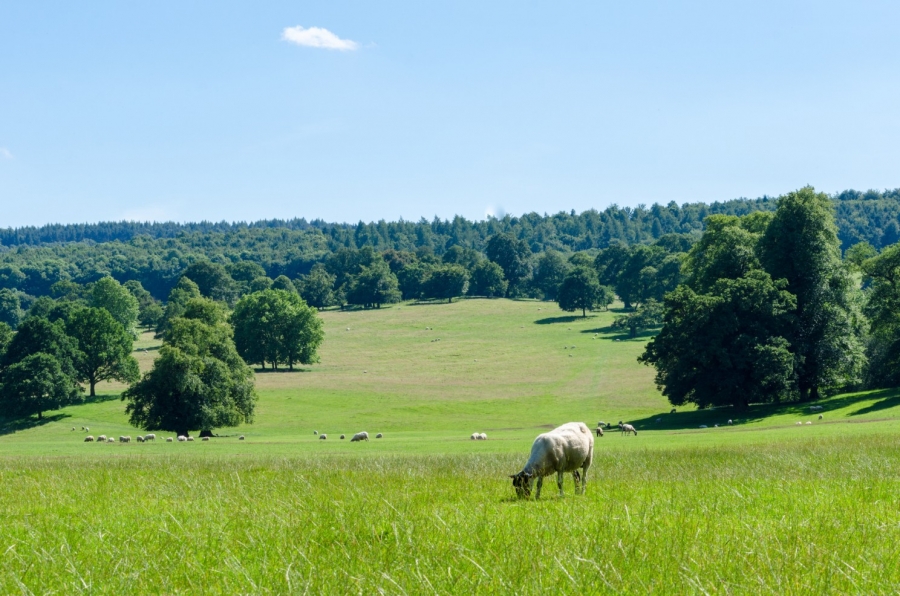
[0,148,12,160]
[282,25,359,51]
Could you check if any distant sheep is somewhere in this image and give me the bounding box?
[107,437,115,443]
[136,436,144,443]
[376,433,383,439]
[595,427,604,437]
[84,436,94,442]
[177,436,187,442]
[351,432,369,442]
[119,436,130,443]
[477,433,487,440]
[818,414,823,420]
[806,421,812,425]
[470,433,478,440]
[202,437,210,441]
[728,419,733,425]
[340,434,345,439]
[620,423,637,436]
[144,433,156,441]
[187,436,194,442]
[670,409,676,414]
[313,431,318,435]
[72,427,75,431]
[84,427,89,433]
[319,434,327,440]
[166,437,173,442]
[97,435,107,442]
[510,422,593,499]
[239,435,245,440]
[796,421,802,426]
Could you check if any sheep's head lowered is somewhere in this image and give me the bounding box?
[510,471,534,498]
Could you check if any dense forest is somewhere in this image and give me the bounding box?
[1,188,899,303]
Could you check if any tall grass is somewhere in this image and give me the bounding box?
[2,434,899,594]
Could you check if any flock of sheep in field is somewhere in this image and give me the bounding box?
[77,426,246,443]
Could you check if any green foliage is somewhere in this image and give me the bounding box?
[0,353,82,420]
[157,277,202,336]
[296,264,336,308]
[181,261,236,303]
[3,317,79,379]
[485,233,531,296]
[468,261,507,298]
[123,315,256,435]
[422,264,469,303]
[347,260,401,308]
[0,288,22,329]
[232,290,324,370]
[442,245,480,270]
[271,275,297,294]
[759,187,866,400]
[91,276,139,337]
[396,262,434,300]
[532,250,569,301]
[557,266,601,317]
[845,241,877,272]
[66,306,140,396]
[0,322,12,359]
[685,215,761,293]
[640,272,797,409]
[613,299,665,338]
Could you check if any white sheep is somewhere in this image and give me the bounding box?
[85,427,89,433]
[72,427,75,431]
[144,433,156,441]
[376,433,383,439]
[187,436,194,442]
[796,421,802,426]
[319,434,327,440]
[510,422,594,499]
[620,423,637,436]
[202,437,210,441]
[595,426,604,437]
[166,437,173,442]
[806,421,812,425]
[239,435,245,440]
[177,436,187,442]
[478,433,487,440]
[350,432,369,442]
[107,437,115,443]
[84,436,94,442]
[470,433,478,440]
[136,436,144,443]
[313,430,318,435]
[728,419,733,425]
[97,435,107,442]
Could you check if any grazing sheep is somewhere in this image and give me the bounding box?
[187,436,194,442]
[595,426,604,437]
[340,434,345,439]
[806,421,812,425]
[72,427,76,431]
[698,425,708,429]
[351,432,369,442]
[97,435,107,442]
[239,435,245,440]
[136,436,145,443]
[202,437,210,441]
[319,434,327,440]
[313,431,318,435]
[728,419,733,425]
[796,421,802,426]
[470,433,478,440]
[85,427,89,433]
[107,437,115,443]
[166,437,173,442]
[510,422,594,499]
[620,423,637,436]
[376,433,383,439]
[478,433,487,440]
[84,436,94,442]
[177,436,187,442]
[119,436,130,443]
[818,414,823,420]
[144,433,156,441]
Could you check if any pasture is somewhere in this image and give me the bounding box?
[1,299,900,593]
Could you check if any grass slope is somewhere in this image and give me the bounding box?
[1,299,900,593]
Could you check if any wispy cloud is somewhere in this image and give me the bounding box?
[282,25,359,51]
[0,148,12,160]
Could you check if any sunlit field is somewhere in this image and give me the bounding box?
[2,299,900,593]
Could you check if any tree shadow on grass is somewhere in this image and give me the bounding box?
[0,413,68,436]
[579,324,659,342]
[84,393,121,404]
[534,315,597,325]
[614,388,900,432]
[253,368,313,374]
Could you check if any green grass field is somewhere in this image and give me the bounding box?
[2,299,900,593]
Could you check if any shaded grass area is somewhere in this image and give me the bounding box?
[1,436,899,594]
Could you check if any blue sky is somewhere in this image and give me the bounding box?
[1,1,899,227]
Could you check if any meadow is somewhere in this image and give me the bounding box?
[1,299,900,593]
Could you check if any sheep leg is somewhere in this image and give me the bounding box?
[535,476,543,499]
[579,465,588,495]
[557,471,565,497]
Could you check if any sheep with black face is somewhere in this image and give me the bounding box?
[510,422,593,499]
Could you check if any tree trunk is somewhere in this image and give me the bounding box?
[289,361,294,371]
[810,385,820,401]
[90,380,96,397]
[582,307,586,317]
[37,411,42,420]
